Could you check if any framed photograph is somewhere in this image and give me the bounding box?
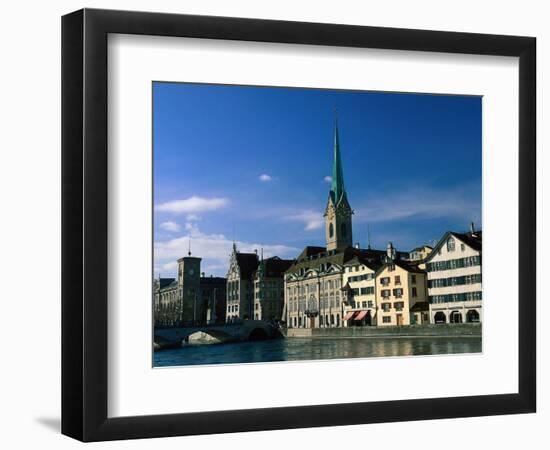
[62,8,536,441]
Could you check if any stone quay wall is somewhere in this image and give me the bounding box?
[283,323,481,338]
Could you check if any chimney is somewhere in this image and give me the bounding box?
[470,222,476,236]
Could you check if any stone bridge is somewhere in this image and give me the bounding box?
[154,320,282,348]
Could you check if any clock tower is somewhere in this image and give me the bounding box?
[324,114,353,251]
[177,246,202,323]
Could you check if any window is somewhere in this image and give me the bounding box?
[381,302,391,312]
[362,301,367,308]
[395,275,401,285]
[381,289,390,298]
[380,277,390,286]
[461,243,465,251]
[329,222,334,238]
[394,301,404,311]
[393,288,403,298]
[383,316,391,323]
[412,287,418,297]
[388,264,395,272]
[411,275,416,284]
[447,237,456,252]
[367,301,374,308]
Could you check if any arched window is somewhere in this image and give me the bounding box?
[341,222,347,237]
[447,236,456,252]
[329,222,334,238]
[336,314,340,327]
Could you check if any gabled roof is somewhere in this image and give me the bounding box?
[260,257,294,278]
[451,231,482,252]
[287,246,390,275]
[425,229,483,262]
[235,252,260,279]
[375,259,425,276]
[159,277,175,289]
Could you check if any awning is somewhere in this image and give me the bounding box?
[343,311,356,321]
[355,310,368,321]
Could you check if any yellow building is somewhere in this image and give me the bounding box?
[341,256,380,326]
[375,243,428,326]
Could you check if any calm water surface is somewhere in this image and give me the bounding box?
[154,336,482,367]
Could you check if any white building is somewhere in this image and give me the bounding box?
[425,224,482,324]
[341,256,380,326]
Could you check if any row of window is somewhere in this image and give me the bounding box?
[290,313,341,328]
[349,300,374,309]
[429,291,482,303]
[428,274,482,288]
[380,301,405,312]
[350,286,375,296]
[347,273,373,282]
[426,256,481,272]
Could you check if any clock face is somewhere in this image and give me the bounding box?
[188,269,194,276]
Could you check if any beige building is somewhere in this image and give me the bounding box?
[341,257,380,326]
[253,256,294,321]
[425,224,482,324]
[375,243,428,326]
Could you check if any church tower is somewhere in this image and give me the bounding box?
[324,113,353,251]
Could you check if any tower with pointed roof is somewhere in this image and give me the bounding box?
[324,113,353,251]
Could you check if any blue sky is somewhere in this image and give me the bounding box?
[153,82,481,278]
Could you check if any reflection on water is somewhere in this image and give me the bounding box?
[154,336,482,367]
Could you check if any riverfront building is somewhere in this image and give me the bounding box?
[154,253,226,327]
[425,224,482,324]
[375,242,428,326]
[226,243,260,321]
[253,256,294,321]
[341,256,380,326]
[284,118,406,329]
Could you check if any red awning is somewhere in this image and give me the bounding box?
[355,310,368,321]
[343,311,356,321]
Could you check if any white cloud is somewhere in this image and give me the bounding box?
[186,214,201,222]
[355,184,481,224]
[155,196,228,214]
[259,174,273,182]
[159,221,180,232]
[323,175,332,183]
[154,224,298,277]
[284,210,324,231]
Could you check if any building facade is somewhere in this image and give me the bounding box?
[374,243,428,327]
[425,225,482,324]
[253,256,294,321]
[154,253,227,327]
[341,257,380,326]
[226,243,259,322]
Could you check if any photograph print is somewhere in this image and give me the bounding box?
[152,82,482,367]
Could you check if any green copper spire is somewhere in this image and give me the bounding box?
[330,111,346,204]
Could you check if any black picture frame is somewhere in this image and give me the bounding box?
[62,8,536,442]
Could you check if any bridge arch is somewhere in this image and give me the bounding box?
[248,327,269,341]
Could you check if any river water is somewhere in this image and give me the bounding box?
[154,336,482,367]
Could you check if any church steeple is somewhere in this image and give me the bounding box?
[330,112,346,205]
[324,111,354,252]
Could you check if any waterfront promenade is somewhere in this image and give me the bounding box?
[284,323,481,338]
